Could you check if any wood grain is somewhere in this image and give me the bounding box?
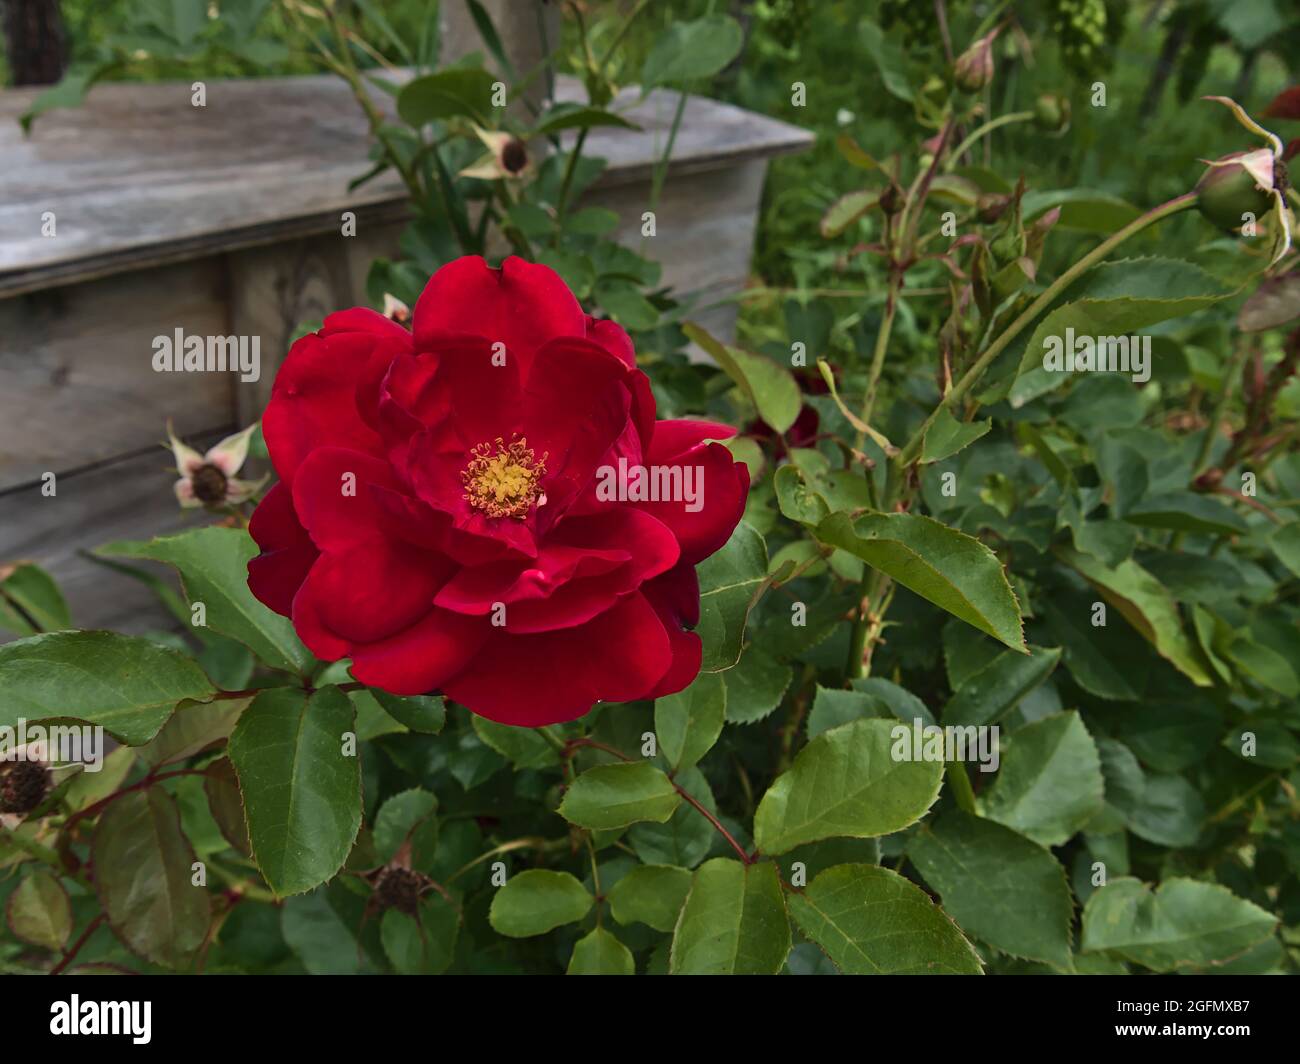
[0,74,811,296]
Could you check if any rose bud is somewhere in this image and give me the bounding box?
[247,256,750,726]
[1195,96,1294,267]
[1034,93,1071,135]
[953,29,999,94]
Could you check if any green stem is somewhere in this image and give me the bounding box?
[945,111,1034,170]
[553,127,590,242]
[894,192,1199,473]
[859,271,904,438]
[647,89,688,220]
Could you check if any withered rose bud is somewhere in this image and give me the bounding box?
[1034,94,1071,134]
[880,183,904,215]
[1,761,51,814]
[953,29,998,94]
[373,866,430,916]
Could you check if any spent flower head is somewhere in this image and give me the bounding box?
[169,421,264,509]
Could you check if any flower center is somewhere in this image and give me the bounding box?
[461,436,547,520]
[501,138,529,174]
[192,463,229,504]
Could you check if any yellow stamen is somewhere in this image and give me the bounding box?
[461,436,547,520]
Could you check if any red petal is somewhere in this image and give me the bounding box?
[295,540,450,645]
[442,593,672,725]
[635,439,750,565]
[642,564,704,698]
[291,447,401,551]
[413,256,585,374]
[247,481,318,617]
[263,318,408,484]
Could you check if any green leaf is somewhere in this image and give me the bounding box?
[806,685,886,739]
[0,563,71,635]
[722,651,792,724]
[226,686,362,897]
[641,15,743,87]
[982,711,1105,846]
[787,863,982,974]
[101,528,314,675]
[684,323,801,433]
[535,104,639,134]
[1058,548,1213,686]
[670,859,790,974]
[1041,595,1142,700]
[0,630,215,746]
[396,67,498,125]
[139,696,249,768]
[1125,774,1205,847]
[1081,877,1275,971]
[655,673,725,771]
[753,718,943,855]
[1268,522,1300,577]
[559,761,680,829]
[859,21,912,101]
[489,870,592,938]
[6,869,72,950]
[697,521,769,672]
[471,715,559,769]
[628,766,716,868]
[1124,492,1248,535]
[92,788,211,968]
[607,865,693,932]
[907,811,1074,968]
[381,893,458,974]
[373,788,437,863]
[920,407,991,463]
[372,691,445,734]
[820,189,880,238]
[817,511,1026,652]
[1021,189,1141,233]
[1009,258,1234,406]
[568,927,636,974]
[281,886,368,974]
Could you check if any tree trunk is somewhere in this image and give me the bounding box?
[2,0,67,86]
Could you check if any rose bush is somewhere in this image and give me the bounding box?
[247,256,749,725]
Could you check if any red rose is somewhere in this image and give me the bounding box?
[248,256,749,726]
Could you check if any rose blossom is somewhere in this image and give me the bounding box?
[247,256,749,726]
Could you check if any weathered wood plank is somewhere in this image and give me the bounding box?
[0,74,811,295]
[0,258,235,489]
[0,431,231,637]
